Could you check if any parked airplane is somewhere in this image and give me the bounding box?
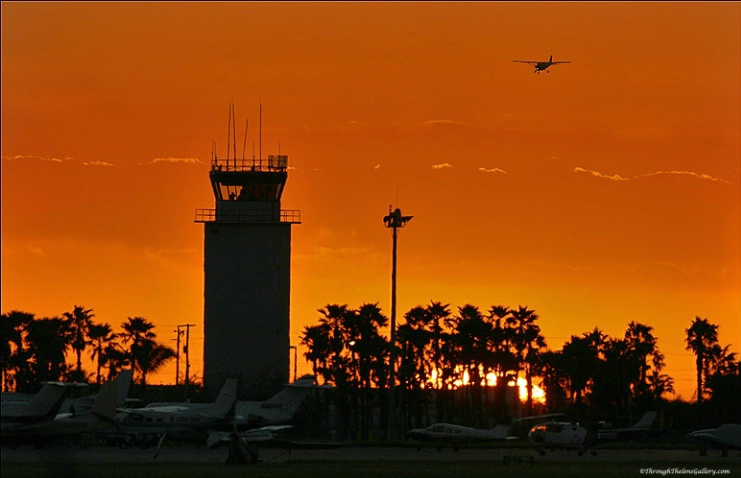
[528,411,659,456]
[407,423,515,450]
[113,375,319,458]
[1,370,131,448]
[233,374,318,428]
[1,381,84,438]
[140,374,318,430]
[406,414,564,451]
[58,369,133,417]
[113,378,238,456]
[513,55,571,73]
[686,424,741,457]
[206,375,321,463]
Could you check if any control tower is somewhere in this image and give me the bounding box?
[196,136,300,398]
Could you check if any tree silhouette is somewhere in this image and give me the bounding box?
[22,317,71,389]
[560,330,604,406]
[398,306,432,428]
[685,317,719,403]
[346,303,388,439]
[62,305,94,382]
[119,316,175,387]
[300,323,332,382]
[87,322,117,385]
[103,343,131,381]
[445,304,492,425]
[315,305,353,388]
[1,311,33,392]
[507,305,546,414]
[135,340,177,387]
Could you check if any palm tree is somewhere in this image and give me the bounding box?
[87,322,117,385]
[685,317,719,403]
[316,305,352,388]
[623,322,658,398]
[300,324,332,382]
[560,335,597,405]
[62,305,95,381]
[507,305,546,414]
[1,311,33,392]
[119,316,173,386]
[133,340,176,387]
[103,343,131,381]
[445,304,491,425]
[424,302,451,391]
[350,303,389,439]
[24,317,71,387]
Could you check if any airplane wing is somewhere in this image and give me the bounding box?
[512,60,537,65]
[550,61,571,64]
[207,425,293,448]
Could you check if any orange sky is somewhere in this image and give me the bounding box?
[2,2,739,400]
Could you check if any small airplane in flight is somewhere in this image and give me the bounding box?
[686,424,741,457]
[528,411,660,456]
[513,55,571,74]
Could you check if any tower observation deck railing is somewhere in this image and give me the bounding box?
[195,208,301,224]
[211,155,287,172]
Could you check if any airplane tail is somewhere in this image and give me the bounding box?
[26,383,71,419]
[631,411,657,429]
[205,379,238,418]
[238,374,317,424]
[90,372,128,421]
[114,369,133,409]
[549,55,553,63]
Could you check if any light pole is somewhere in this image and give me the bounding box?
[383,206,413,440]
[289,345,298,382]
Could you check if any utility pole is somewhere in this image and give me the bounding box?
[178,324,196,400]
[383,206,413,440]
[174,328,184,385]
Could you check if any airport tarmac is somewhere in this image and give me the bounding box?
[1,444,740,465]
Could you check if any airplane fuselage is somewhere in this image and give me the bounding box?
[406,423,512,447]
[528,422,589,448]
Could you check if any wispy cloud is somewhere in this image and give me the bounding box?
[2,154,72,163]
[574,167,630,181]
[575,166,731,184]
[638,170,731,184]
[432,163,453,169]
[26,244,46,257]
[423,119,473,127]
[83,161,114,167]
[478,167,507,174]
[150,157,203,164]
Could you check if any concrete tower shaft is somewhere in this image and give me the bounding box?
[196,153,300,399]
